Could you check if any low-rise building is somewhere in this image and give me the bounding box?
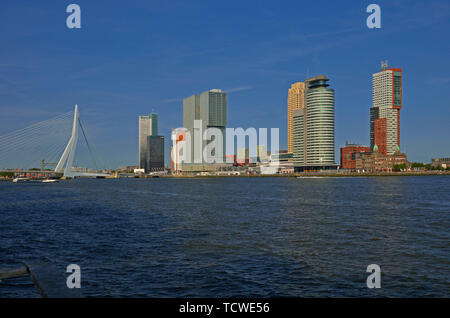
[340,142,371,170]
[354,150,408,173]
[117,166,138,173]
[178,163,234,174]
[225,154,237,166]
[431,157,450,169]
[270,151,294,174]
[237,148,250,165]
[258,151,294,174]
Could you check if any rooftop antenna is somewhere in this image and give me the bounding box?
[381,60,389,70]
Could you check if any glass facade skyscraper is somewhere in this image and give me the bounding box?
[183,89,227,164]
[146,135,164,172]
[293,75,336,171]
[139,112,163,172]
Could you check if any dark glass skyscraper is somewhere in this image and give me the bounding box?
[139,112,164,172]
[146,135,164,172]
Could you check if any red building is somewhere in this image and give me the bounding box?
[374,118,387,155]
[225,154,237,166]
[370,66,402,155]
[340,142,371,170]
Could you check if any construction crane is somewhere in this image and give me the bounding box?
[40,159,57,171]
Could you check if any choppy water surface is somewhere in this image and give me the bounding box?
[1,176,449,297]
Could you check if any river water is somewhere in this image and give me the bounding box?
[1,176,449,297]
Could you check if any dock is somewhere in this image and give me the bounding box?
[0,262,83,298]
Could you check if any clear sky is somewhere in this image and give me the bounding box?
[0,0,449,168]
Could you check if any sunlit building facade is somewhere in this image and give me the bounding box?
[370,65,402,155]
[340,142,371,170]
[293,75,336,171]
[287,82,305,154]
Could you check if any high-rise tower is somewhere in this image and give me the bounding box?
[370,62,402,155]
[183,89,227,164]
[293,75,336,171]
[139,112,159,171]
[287,82,305,153]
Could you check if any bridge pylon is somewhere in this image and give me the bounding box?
[54,105,109,178]
[54,105,79,178]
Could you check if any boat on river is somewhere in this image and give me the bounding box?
[12,177,58,183]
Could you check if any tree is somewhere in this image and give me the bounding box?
[411,162,425,168]
[393,164,407,172]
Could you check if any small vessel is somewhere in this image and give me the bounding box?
[12,177,59,183]
[42,179,58,183]
[12,177,30,183]
[296,176,326,179]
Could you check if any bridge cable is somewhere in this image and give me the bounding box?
[78,118,98,170]
[78,118,109,170]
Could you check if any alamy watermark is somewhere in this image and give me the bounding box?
[171,122,279,173]
[66,264,81,288]
[66,4,81,29]
[65,4,382,30]
[366,4,381,29]
[366,264,381,288]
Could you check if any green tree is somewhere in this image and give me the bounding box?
[0,171,14,177]
[411,162,425,168]
[393,164,407,172]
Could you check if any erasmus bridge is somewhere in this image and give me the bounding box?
[0,105,109,178]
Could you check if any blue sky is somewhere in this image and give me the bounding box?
[0,0,449,168]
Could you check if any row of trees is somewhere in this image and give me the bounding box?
[393,162,450,172]
[0,171,14,177]
[411,162,450,171]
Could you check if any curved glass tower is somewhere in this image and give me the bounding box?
[293,75,336,171]
[306,77,335,165]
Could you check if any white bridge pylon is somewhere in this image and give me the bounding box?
[54,104,109,178]
[55,104,79,177]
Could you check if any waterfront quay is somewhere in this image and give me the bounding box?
[0,170,62,181]
[140,171,450,179]
[2,169,449,181]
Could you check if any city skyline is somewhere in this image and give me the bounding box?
[1,1,450,304]
[0,1,449,168]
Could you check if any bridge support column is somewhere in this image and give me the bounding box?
[55,105,79,178]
